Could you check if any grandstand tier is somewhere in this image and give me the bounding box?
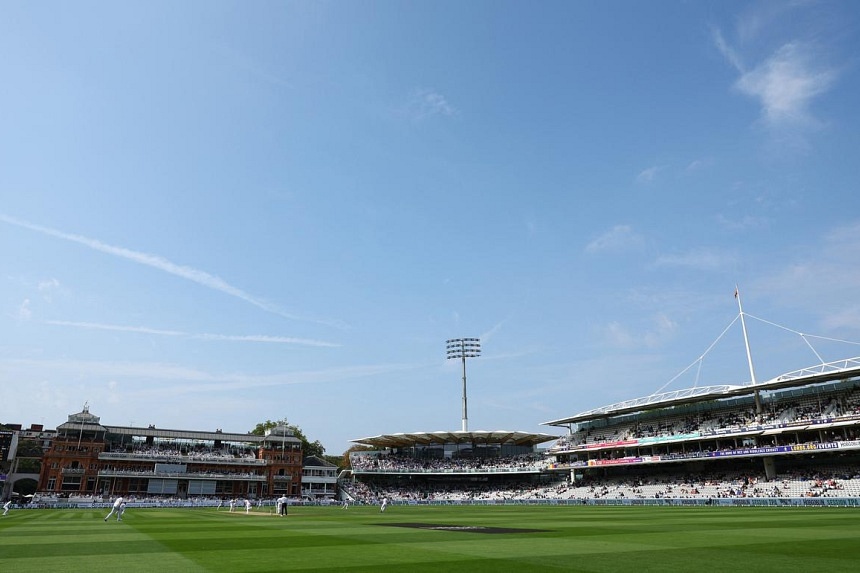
[544,374,860,483]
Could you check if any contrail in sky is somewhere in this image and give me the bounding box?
[45,320,340,347]
[1,213,342,327]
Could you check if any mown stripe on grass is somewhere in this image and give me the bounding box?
[3,506,860,573]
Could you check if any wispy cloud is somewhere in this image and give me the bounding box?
[46,321,185,337]
[749,220,860,334]
[196,333,338,345]
[602,321,635,348]
[0,214,344,328]
[585,225,646,254]
[405,89,456,121]
[823,221,860,258]
[1,357,421,396]
[44,320,340,347]
[713,9,838,131]
[600,313,678,350]
[713,28,744,73]
[734,1,796,45]
[17,299,32,321]
[735,42,836,127]
[715,213,769,232]
[636,165,664,184]
[38,278,61,298]
[481,313,516,343]
[655,248,737,271]
[684,158,713,173]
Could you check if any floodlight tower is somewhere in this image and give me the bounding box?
[446,338,481,432]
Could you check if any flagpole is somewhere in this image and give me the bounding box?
[77,403,86,449]
[735,287,761,413]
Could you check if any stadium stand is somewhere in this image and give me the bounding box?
[342,358,860,505]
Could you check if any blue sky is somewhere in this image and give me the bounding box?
[3,1,860,455]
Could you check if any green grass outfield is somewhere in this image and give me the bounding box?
[2,504,859,572]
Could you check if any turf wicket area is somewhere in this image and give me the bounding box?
[2,504,860,572]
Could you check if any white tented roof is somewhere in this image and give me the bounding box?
[351,430,558,449]
[543,357,860,427]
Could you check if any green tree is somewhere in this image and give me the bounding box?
[13,478,37,497]
[323,454,344,471]
[15,439,44,457]
[16,458,41,472]
[250,419,325,458]
[13,439,45,474]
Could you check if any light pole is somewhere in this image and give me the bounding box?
[446,338,481,432]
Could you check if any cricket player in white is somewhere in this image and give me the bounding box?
[2,500,11,516]
[104,496,124,521]
[380,496,388,513]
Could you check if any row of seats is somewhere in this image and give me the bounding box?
[342,466,860,502]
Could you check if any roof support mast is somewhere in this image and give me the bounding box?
[736,286,762,413]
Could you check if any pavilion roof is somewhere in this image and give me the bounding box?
[351,429,559,449]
